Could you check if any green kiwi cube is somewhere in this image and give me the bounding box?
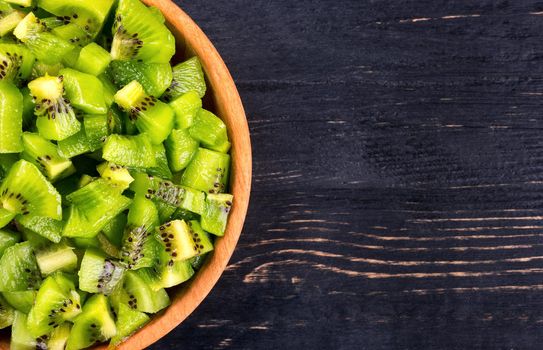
[66,294,117,350]
[188,109,228,148]
[165,128,199,172]
[148,143,173,179]
[102,133,156,168]
[98,74,117,107]
[59,68,107,114]
[156,219,212,262]
[0,43,36,84]
[97,161,134,191]
[72,233,120,259]
[0,80,23,153]
[110,0,175,63]
[120,270,170,313]
[179,186,205,215]
[100,212,127,247]
[63,179,132,238]
[0,160,62,220]
[0,241,41,291]
[180,148,230,194]
[169,91,202,129]
[107,60,173,97]
[16,215,63,243]
[0,229,20,257]
[78,249,124,295]
[201,193,233,236]
[0,11,25,37]
[163,57,206,100]
[2,290,36,313]
[110,303,149,346]
[0,294,14,329]
[83,114,109,151]
[52,23,92,47]
[21,132,76,182]
[35,244,78,276]
[76,43,111,76]
[138,253,194,290]
[57,129,91,159]
[11,312,39,350]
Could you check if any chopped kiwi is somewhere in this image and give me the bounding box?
[28,74,81,141]
[0,80,23,153]
[21,132,76,182]
[110,0,175,63]
[162,57,207,101]
[0,0,236,346]
[114,80,174,144]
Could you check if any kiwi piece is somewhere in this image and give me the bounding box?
[0,241,41,291]
[28,74,81,141]
[35,244,78,276]
[66,294,116,350]
[102,133,156,168]
[120,194,160,270]
[138,252,194,290]
[11,311,46,350]
[52,22,91,47]
[165,128,199,172]
[180,148,230,194]
[63,179,131,238]
[106,59,172,97]
[169,91,202,129]
[148,142,173,179]
[16,215,63,243]
[37,0,115,39]
[56,129,91,159]
[119,270,169,313]
[156,219,213,262]
[27,273,82,337]
[71,232,120,259]
[0,43,35,84]
[100,212,126,247]
[0,228,19,256]
[162,57,206,101]
[84,114,109,150]
[31,60,64,79]
[0,159,62,220]
[78,249,124,295]
[21,132,76,182]
[110,303,149,347]
[2,290,36,313]
[188,109,228,149]
[14,12,77,65]
[211,139,232,154]
[75,42,111,76]
[0,10,25,37]
[97,161,134,191]
[114,80,174,144]
[0,80,23,153]
[201,193,233,236]
[110,0,174,63]
[0,294,14,329]
[59,68,107,114]
[4,0,31,7]
[47,322,72,350]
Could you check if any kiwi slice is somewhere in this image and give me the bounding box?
[188,109,228,149]
[180,148,230,194]
[63,179,131,238]
[16,214,63,243]
[0,80,23,153]
[28,74,81,141]
[0,160,62,220]
[14,12,77,65]
[106,59,172,97]
[21,132,76,182]
[162,57,206,101]
[201,193,233,236]
[118,270,169,313]
[0,43,35,84]
[35,244,78,276]
[156,219,213,262]
[96,161,134,191]
[120,194,160,270]
[59,68,107,114]
[169,91,202,129]
[165,128,199,172]
[102,133,156,168]
[110,0,175,63]
[27,273,82,337]
[2,290,37,313]
[110,303,149,347]
[0,294,14,329]
[66,294,117,350]
[114,80,174,144]
[78,249,124,295]
[138,251,194,290]
[0,241,41,291]
[75,42,111,76]
[0,228,19,256]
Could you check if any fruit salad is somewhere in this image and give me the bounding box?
[0,0,234,348]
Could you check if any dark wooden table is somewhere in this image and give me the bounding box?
[151,1,543,349]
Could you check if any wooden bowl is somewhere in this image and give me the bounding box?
[0,1,252,349]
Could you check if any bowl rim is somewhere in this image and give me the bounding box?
[0,0,252,349]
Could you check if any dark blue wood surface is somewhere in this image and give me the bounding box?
[151,1,543,349]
